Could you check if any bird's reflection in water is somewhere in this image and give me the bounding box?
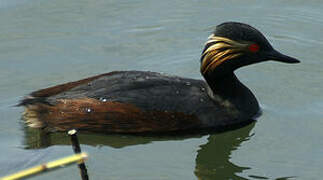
[194,122,255,180]
[23,122,261,179]
[23,128,206,149]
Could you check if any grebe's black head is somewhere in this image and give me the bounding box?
[201,22,300,76]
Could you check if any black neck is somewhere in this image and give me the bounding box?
[204,72,241,98]
[203,71,260,117]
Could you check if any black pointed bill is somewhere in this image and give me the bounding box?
[265,49,300,63]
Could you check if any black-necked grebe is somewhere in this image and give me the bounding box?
[20,22,300,133]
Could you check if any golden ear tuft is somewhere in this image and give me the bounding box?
[201,35,251,74]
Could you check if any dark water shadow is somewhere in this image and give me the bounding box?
[22,119,255,149]
[193,123,297,180]
[194,122,254,180]
[23,127,206,149]
[22,121,295,179]
[23,121,254,179]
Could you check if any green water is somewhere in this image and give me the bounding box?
[1,0,323,179]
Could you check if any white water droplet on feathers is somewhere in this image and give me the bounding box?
[99,97,107,102]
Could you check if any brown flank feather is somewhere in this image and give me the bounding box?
[23,98,202,133]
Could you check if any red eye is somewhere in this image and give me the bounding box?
[248,44,260,53]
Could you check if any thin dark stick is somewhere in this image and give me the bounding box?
[68,129,89,180]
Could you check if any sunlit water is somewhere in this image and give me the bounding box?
[1,0,323,179]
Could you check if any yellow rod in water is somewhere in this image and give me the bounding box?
[1,153,88,180]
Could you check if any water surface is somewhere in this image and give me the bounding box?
[1,0,322,179]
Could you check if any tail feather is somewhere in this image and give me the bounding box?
[23,105,45,128]
[19,96,51,129]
